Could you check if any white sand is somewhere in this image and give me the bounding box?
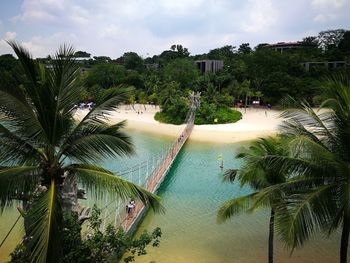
[75,104,283,143]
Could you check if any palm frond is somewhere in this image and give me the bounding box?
[4,41,50,142]
[26,179,62,263]
[0,166,40,212]
[66,164,163,212]
[74,86,132,128]
[0,89,45,141]
[217,192,257,223]
[275,184,336,249]
[223,169,238,182]
[45,45,80,145]
[60,121,134,163]
[280,102,336,147]
[0,123,43,165]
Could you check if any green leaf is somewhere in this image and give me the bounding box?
[217,192,257,223]
[66,164,163,213]
[0,166,40,212]
[26,179,62,263]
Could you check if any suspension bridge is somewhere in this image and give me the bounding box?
[85,91,201,235]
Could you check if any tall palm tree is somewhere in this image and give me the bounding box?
[218,137,289,263]
[0,42,161,263]
[257,73,350,263]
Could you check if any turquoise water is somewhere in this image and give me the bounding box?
[0,130,342,262]
[133,138,342,263]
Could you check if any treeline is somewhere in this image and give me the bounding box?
[1,29,349,124]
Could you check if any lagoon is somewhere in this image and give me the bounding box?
[0,130,341,262]
[132,135,341,263]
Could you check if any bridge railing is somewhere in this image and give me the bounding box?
[85,92,200,234]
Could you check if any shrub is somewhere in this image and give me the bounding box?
[195,106,242,125]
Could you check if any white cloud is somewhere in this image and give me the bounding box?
[1,0,349,57]
[3,31,17,41]
[12,0,66,23]
[0,32,17,54]
[311,0,349,24]
[241,0,278,33]
[313,13,336,23]
[311,0,346,9]
[20,32,78,57]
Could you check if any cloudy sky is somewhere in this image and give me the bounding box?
[0,0,349,58]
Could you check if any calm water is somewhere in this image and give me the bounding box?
[133,138,342,263]
[0,130,342,262]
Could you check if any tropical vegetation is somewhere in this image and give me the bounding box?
[219,72,350,263]
[0,42,161,263]
[218,137,289,263]
[2,29,349,125]
[10,206,162,263]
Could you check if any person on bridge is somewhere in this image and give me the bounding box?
[126,200,136,214]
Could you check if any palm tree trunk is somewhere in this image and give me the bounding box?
[61,172,78,212]
[340,213,350,263]
[268,209,275,263]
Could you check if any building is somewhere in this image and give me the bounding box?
[74,57,94,63]
[145,63,159,70]
[195,60,223,74]
[301,61,347,71]
[267,41,316,53]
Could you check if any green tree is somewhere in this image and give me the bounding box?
[0,54,23,90]
[74,51,91,58]
[85,63,126,89]
[238,43,252,54]
[0,42,161,263]
[338,31,350,54]
[163,58,199,89]
[207,45,236,65]
[155,81,189,124]
[260,73,350,263]
[93,56,112,63]
[240,79,251,112]
[170,44,190,57]
[318,29,346,50]
[119,52,144,72]
[302,36,319,46]
[218,137,289,263]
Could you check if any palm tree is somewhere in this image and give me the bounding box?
[258,73,350,263]
[218,137,289,263]
[0,42,161,263]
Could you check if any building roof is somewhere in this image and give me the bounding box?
[267,41,317,48]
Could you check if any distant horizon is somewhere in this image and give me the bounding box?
[0,35,343,60]
[0,0,349,58]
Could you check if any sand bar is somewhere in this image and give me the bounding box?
[75,104,283,143]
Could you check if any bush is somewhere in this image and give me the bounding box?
[154,111,184,125]
[195,106,242,125]
[155,105,242,125]
[10,206,162,263]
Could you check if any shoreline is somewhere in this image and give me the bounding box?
[76,104,282,143]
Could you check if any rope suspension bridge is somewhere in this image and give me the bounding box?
[86,91,201,234]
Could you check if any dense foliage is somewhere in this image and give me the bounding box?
[220,73,350,263]
[10,206,162,263]
[1,29,349,124]
[194,104,241,125]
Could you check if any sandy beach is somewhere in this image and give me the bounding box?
[76,104,283,143]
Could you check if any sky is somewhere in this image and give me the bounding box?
[0,0,349,58]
